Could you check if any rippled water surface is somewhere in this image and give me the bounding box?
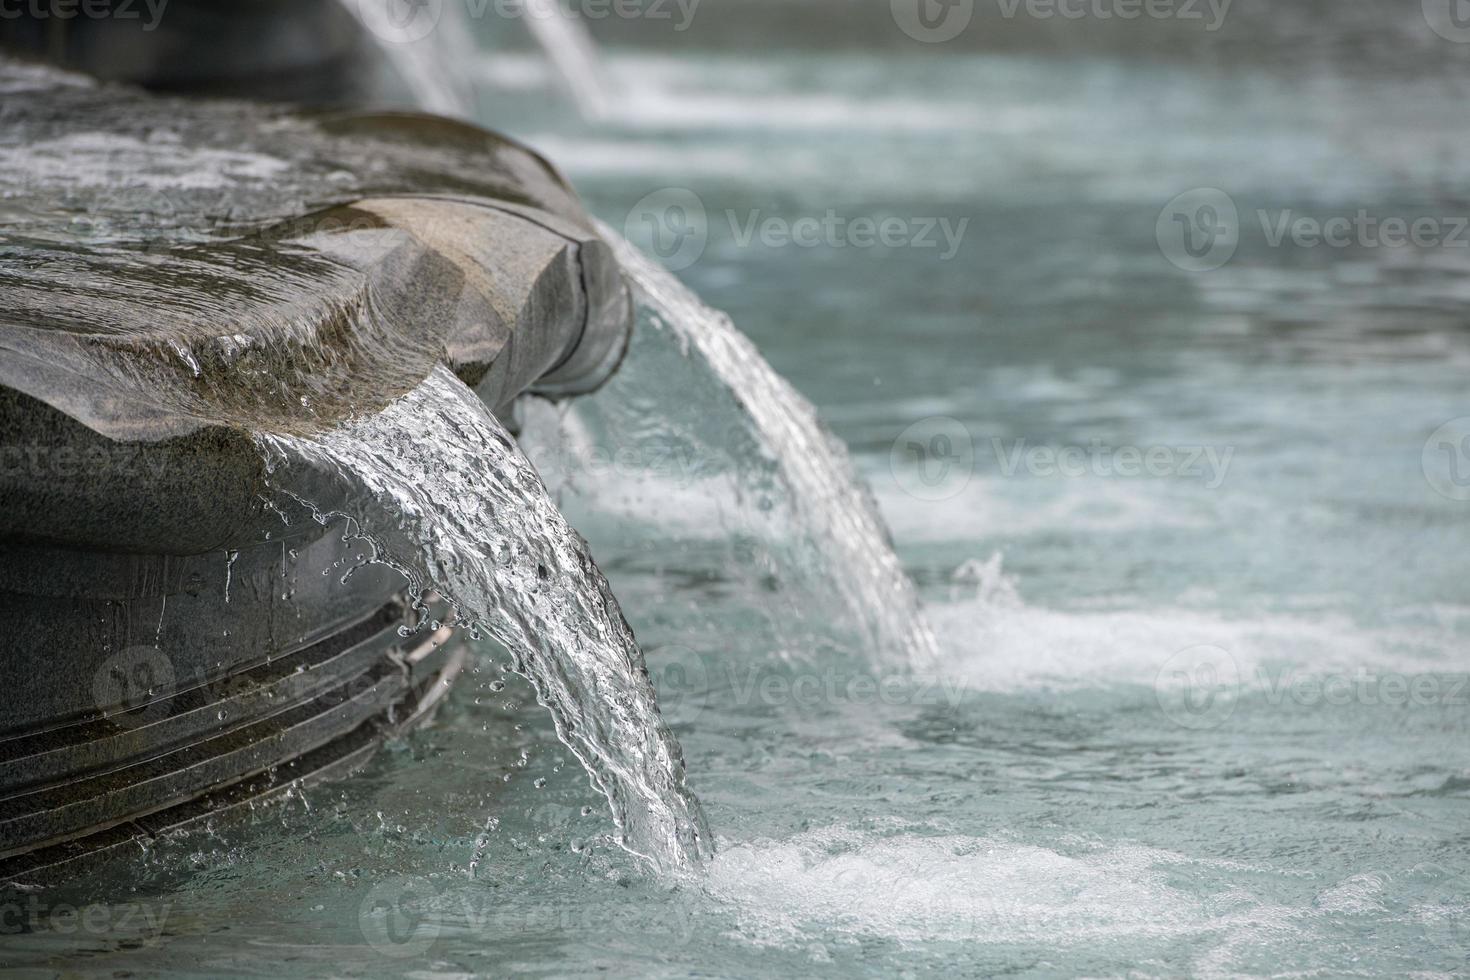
[8,33,1470,980]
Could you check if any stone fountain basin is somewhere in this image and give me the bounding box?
[0,59,630,876]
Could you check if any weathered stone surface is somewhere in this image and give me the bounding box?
[0,56,631,552]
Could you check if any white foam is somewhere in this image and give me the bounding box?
[702,823,1278,949]
[484,50,1011,134]
[927,560,1462,694]
[874,474,1218,542]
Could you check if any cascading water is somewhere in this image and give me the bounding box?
[520,1,614,121]
[344,0,614,121]
[341,0,481,117]
[256,364,711,874]
[523,227,940,668]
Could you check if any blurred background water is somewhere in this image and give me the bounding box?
[8,1,1470,976]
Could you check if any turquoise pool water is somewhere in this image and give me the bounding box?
[8,40,1470,979]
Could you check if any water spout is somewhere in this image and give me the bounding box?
[258,365,712,873]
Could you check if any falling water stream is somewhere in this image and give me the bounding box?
[343,0,613,121]
[340,0,481,116]
[604,229,938,668]
[257,364,713,874]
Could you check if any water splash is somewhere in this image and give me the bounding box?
[256,365,710,874]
